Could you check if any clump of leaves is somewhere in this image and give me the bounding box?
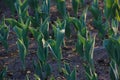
[33,60,51,80]
[56,0,66,18]
[0,67,7,80]
[89,0,107,38]
[0,19,9,52]
[76,8,98,80]
[104,0,120,21]
[62,63,76,80]
[48,19,66,71]
[5,0,30,70]
[104,37,120,80]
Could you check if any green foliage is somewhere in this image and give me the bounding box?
[56,0,66,18]
[49,76,56,80]
[104,0,114,19]
[5,18,25,28]
[14,0,29,23]
[72,0,85,16]
[3,0,17,14]
[104,0,120,21]
[64,15,73,38]
[72,8,88,38]
[0,67,7,80]
[13,23,29,51]
[48,20,66,70]
[106,19,119,38]
[34,74,41,80]
[6,19,30,68]
[29,0,41,28]
[30,27,51,79]
[5,0,30,51]
[76,32,95,64]
[75,8,97,80]
[84,63,98,80]
[62,63,76,80]
[28,0,40,11]
[0,20,9,52]
[89,0,107,38]
[30,17,49,40]
[41,0,50,18]
[76,33,85,58]
[5,0,30,69]
[25,75,30,80]
[40,17,50,40]
[89,1,100,20]
[104,38,120,66]
[76,32,97,80]
[110,60,119,80]
[33,60,51,80]
[104,37,120,80]
[3,0,120,80]
[93,18,107,38]
[111,19,119,36]
[72,0,80,16]
[29,0,50,29]
[33,61,43,79]
[17,39,27,70]
[30,27,48,63]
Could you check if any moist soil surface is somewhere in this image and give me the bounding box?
[0,0,110,80]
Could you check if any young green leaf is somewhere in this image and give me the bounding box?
[72,0,80,16]
[17,39,27,69]
[56,0,66,18]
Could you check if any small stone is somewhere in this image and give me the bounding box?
[27,70,31,74]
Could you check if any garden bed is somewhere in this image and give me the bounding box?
[0,0,111,80]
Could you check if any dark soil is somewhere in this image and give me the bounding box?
[0,0,110,80]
